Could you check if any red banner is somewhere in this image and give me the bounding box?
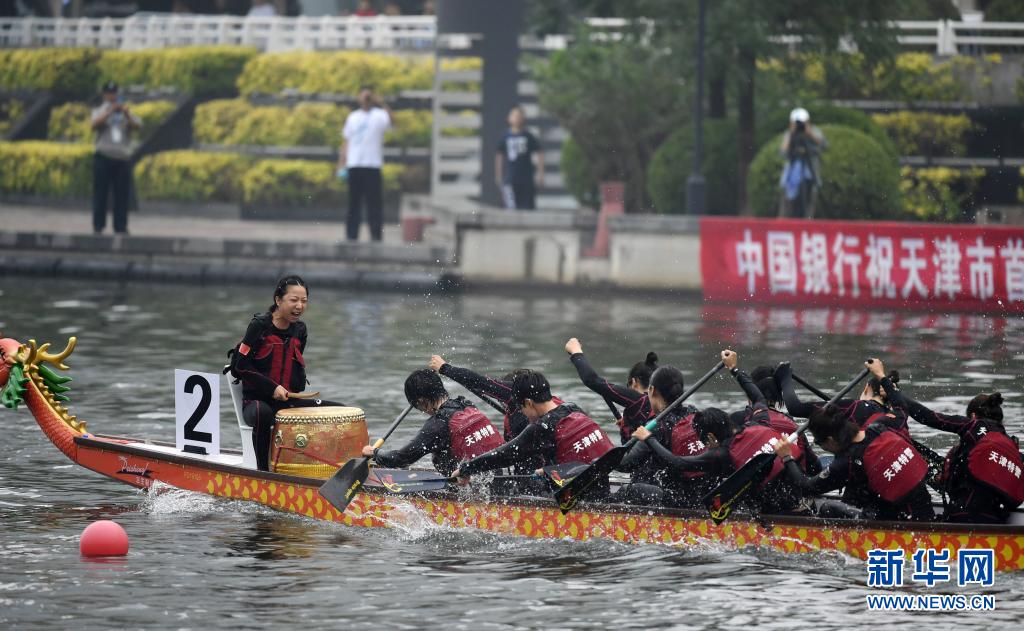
[699,217,1024,312]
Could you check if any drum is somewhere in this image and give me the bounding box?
[271,406,368,479]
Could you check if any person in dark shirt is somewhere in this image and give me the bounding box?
[366,369,503,477]
[228,275,341,470]
[495,106,543,210]
[564,337,657,443]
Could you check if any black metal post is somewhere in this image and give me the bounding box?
[686,0,707,215]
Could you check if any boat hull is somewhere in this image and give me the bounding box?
[73,434,1024,572]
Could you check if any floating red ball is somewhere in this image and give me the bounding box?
[80,520,129,557]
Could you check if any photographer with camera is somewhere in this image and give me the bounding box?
[778,107,826,219]
[90,81,141,235]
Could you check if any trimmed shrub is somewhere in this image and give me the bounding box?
[386,109,432,146]
[0,48,102,97]
[0,98,26,137]
[0,141,93,197]
[901,166,985,222]
[747,124,902,220]
[98,46,257,98]
[647,120,739,215]
[241,159,404,206]
[48,100,176,143]
[133,150,250,203]
[872,111,975,157]
[560,137,600,209]
[191,98,252,144]
[759,104,899,164]
[236,51,432,97]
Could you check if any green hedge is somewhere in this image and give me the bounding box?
[241,160,403,206]
[97,46,257,98]
[236,51,432,97]
[193,99,431,147]
[747,124,902,220]
[901,166,985,222]
[560,137,600,209]
[133,150,251,203]
[0,48,102,97]
[760,104,899,164]
[0,98,26,137]
[647,120,739,215]
[48,100,177,143]
[0,141,93,197]
[872,111,975,157]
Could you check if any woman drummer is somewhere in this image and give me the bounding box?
[229,275,340,470]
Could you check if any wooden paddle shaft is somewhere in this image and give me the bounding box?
[286,391,321,399]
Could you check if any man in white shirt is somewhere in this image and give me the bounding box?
[91,81,142,234]
[338,86,392,242]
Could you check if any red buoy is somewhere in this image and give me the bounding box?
[80,520,129,557]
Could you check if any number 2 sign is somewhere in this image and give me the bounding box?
[175,369,220,456]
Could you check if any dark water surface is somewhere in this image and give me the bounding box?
[1,278,1022,629]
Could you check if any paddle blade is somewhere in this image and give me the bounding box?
[318,457,371,513]
[552,446,627,514]
[702,453,776,525]
[366,469,451,494]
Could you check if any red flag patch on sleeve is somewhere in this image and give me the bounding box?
[238,343,251,356]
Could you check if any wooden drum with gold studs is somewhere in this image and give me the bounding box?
[271,406,368,479]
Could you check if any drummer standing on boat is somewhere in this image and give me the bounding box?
[229,275,341,471]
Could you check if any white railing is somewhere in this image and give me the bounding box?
[0,15,436,51]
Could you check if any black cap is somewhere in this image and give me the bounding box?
[102,81,119,93]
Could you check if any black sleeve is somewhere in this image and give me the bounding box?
[782,454,848,494]
[616,439,651,473]
[729,409,749,428]
[778,369,818,419]
[460,422,543,475]
[231,319,278,400]
[645,437,728,474]
[298,323,308,354]
[904,398,971,435]
[373,416,447,469]
[569,353,641,407]
[734,369,766,405]
[528,132,540,153]
[439,363,513,404]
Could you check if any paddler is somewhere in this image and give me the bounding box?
[634,350,806,514]
[228,275,341,471]
[364,369,504,477]
[773,359,935,522]
[564,337,657,443]
[878,359,1024,523]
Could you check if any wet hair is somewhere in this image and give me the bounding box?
[867,370,901,399]
[966,392,1003,423]
[627,352,659,389]
[808,407,859,452]
[502,368,532,383]
[649,365,684,410]
[693,407,732,444]
[750,365,782,408]
[405,369,448,409]
[269,275,307,313]
[511,370,552,406]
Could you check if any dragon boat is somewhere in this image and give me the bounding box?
[4,334,1024,571]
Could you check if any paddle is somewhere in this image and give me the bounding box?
[792,370,946,480]
[286,390,321,400]
[702,366,871,524]
[552,361,726,514]
[365,468,452,494]
[318,404,415,513]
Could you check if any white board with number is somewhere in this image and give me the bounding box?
[175,369,220,456]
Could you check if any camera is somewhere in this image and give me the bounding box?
[794,120,806,133]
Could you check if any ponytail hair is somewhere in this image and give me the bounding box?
[750,365,781,408]
[966,392,1003,423]
[693,407,732,444]
[269,274,307,313]
[649,365,685,411]
[628,351,659,389]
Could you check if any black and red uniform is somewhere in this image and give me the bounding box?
[781,422,934,521]
[230,312,340,471]
[458,402,613,478]
[373,396,504,476]
[569,352,652,443]
[888,390,1024,523]
[732,406,822,476]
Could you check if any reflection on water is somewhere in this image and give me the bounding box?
[1,278,1023,628]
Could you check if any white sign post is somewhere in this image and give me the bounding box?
[174,369,220,456]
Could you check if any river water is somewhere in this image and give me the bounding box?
[1,278,1022,629]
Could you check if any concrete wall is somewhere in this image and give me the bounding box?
[608,215,702,290]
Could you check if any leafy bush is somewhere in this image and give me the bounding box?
[0,98,26,137]
[0,48,102,97]
[241,159,404,206]
[236,51,432,97]
[647,120,739,215]
[193,99,431,147]
[98,47,257,98]
[985,0,1024,21]
[48,100,177,143]
[560,137,600,209]
[872,111,976,157]
[0,141,93,197]
[901,166,985,222]
[759,103,899,164]
[747,124,902,220]
[133,150,251,203]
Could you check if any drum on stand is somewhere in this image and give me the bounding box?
[271,406,368,479]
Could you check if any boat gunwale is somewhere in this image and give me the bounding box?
[76,433,1024,537]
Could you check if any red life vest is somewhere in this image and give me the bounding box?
[669,412,708,478]
[251,330,305,393]
[766,409,797,434]
[553,404,614,465]
[504,395,563,441]
[860,425,928,503]
[953,423,1024,506]
[444,398,505,462]
[859,411,913,442]
[728,422,801,485]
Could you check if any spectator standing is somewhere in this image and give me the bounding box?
[495,106,543,210]
[778,107,826,219]
[91,81,141,235]
[338,86,391,241]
